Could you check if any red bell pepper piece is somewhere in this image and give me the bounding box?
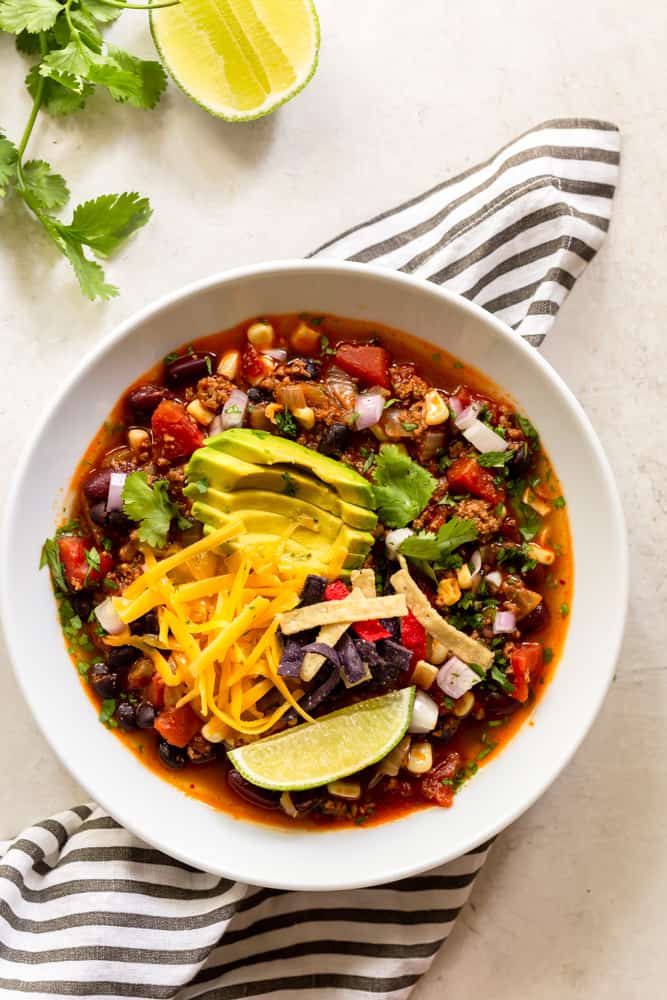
[323,579,390,642]
[420,751,462,807]
[447,455,505,505]
[154,705,201,748]
[400,610,426,669]
[509,642,544,703]
[334,343,391,389]
[145,674,165,710]
[58,536,114,591]
[151,399,204,461]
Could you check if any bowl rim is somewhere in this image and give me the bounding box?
[0,259,628,888]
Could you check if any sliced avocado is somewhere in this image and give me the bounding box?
[205,429,375,509]
[185,448,377,531]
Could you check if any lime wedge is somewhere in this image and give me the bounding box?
[228,687,416,791]
[150,0,320,121]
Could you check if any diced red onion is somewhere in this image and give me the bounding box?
[449,395,463,417]
[207,415,224,437]
[437,656,481,698]
[385,527,413,560]
[462,419,509,453]
[106,472,127,513]
[263,348,287,362]
[469,549,482,577]
[353,391,385,430]
[408,690,439,733]
[493,610,517,634]
[222,389,248,429]
[421,430,445,460]
[94,598,125,635]
[485,570,503,591]
[455,401,481,430]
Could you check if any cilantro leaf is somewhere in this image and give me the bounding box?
[39,536,67,593]
[399,517,478,564]
[0,135,18,197]
[477,450,514,468]
[56,231,118,300]
[275,409,298,439]
[22,159,69,211]
[514,499,542,541]
[62,192,152,256]
[372,444,436,529]
[122,471,180,548]
[26,66,94,116]
[101,45,167,110]
[99,698,116,725]
[517,415,539,443]
[39,41,93,86]
[80,0,121,22]
[192,477,209,495]
[16,29,42,53]
[0,0,62,33]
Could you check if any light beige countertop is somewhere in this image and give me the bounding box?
[1,1,665,996]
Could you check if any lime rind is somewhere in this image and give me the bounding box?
[227,687,416,791]
[149,0,320,122]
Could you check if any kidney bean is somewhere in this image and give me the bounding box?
[227,768,280,810]
[83,468,111,501]
[126,384,169,417]
[165,353,216,388]
[519,601,551,635]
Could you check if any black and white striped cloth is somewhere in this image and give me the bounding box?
[0,118,620,999]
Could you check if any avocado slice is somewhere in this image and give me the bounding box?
[205,429,375,509]
[185,449,377,532]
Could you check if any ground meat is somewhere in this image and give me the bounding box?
[452,498,504,537]
[166,465,190,510]
[106,558,143,591]
[389,363,429,402]
[195,375,235,411]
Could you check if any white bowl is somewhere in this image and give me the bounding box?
[0,261,627,890]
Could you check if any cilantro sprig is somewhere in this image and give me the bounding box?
[121,471,190,548]
[0,0,174,299]
[398,517,478,567]
[372,444,436,529]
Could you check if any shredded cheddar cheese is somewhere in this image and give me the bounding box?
[106,518,315,742]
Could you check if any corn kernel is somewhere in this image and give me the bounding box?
[290,322,321,354]
[526,542,556,565]
[412,659,439,690]
[127,428,150,453]
[406,741,433,775]
[327,780,361,800]
[453,691,475,718]
[217,349,240,380]
[522,487,551,516]
[429,638,448,665]
[247,322,275,349]
[456,564,473,590]
[437,576,461,607]
[293,406,315,430]
[187,399,216,426]
[424,389,449,426]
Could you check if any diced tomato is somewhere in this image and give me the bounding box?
[509,642,543,703]
[323,578,390,642]
[447,455,505,505]
[154,705,201,748]
[145,674,165,709]
[58,536,114,591]
[241,343,266,382]
[334,343,391,389]
[400,610,426,669]
[420,751,462,807]
[151,399,204,461]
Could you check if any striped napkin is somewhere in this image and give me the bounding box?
[0,118,620,1000]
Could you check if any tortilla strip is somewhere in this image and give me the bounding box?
[300,572,378,682]
[280,593,407,635]
[390,566,494,670]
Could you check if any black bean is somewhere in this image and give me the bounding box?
[518,601,551,635]
[475,683,520,718]
[107,645,141,670]
[227,768,280,809]
[247,386,273,404]
[126,384,169,417]
[83,468,111,501]
[130,610,159,636]
[106,510,132,533]
[318,423,350,457]
[89,663,118,699]
[165,353,215,387]
[290,787,323,814]
[187,734,217,765]
[157,739,186,769]
[89,501,108,526]
[510,442,531,477]
[135,702,156,729]
[70,591,93,621]
[117,702,137,731]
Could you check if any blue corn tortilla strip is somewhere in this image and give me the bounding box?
[339,633,372,688]
[277,640,305,678]
[379,617,401,641]
[374,638,412,688]
[299,574,328,607]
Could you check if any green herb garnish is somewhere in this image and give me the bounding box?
[282,471,297,497]
[274,408,298,439]
[371,444,436,529]
[121,471,183,548]
[477,450,514,468]
[398,517,478,567]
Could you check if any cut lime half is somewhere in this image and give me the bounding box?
[228,687,416,791]
[150,0,320,122]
